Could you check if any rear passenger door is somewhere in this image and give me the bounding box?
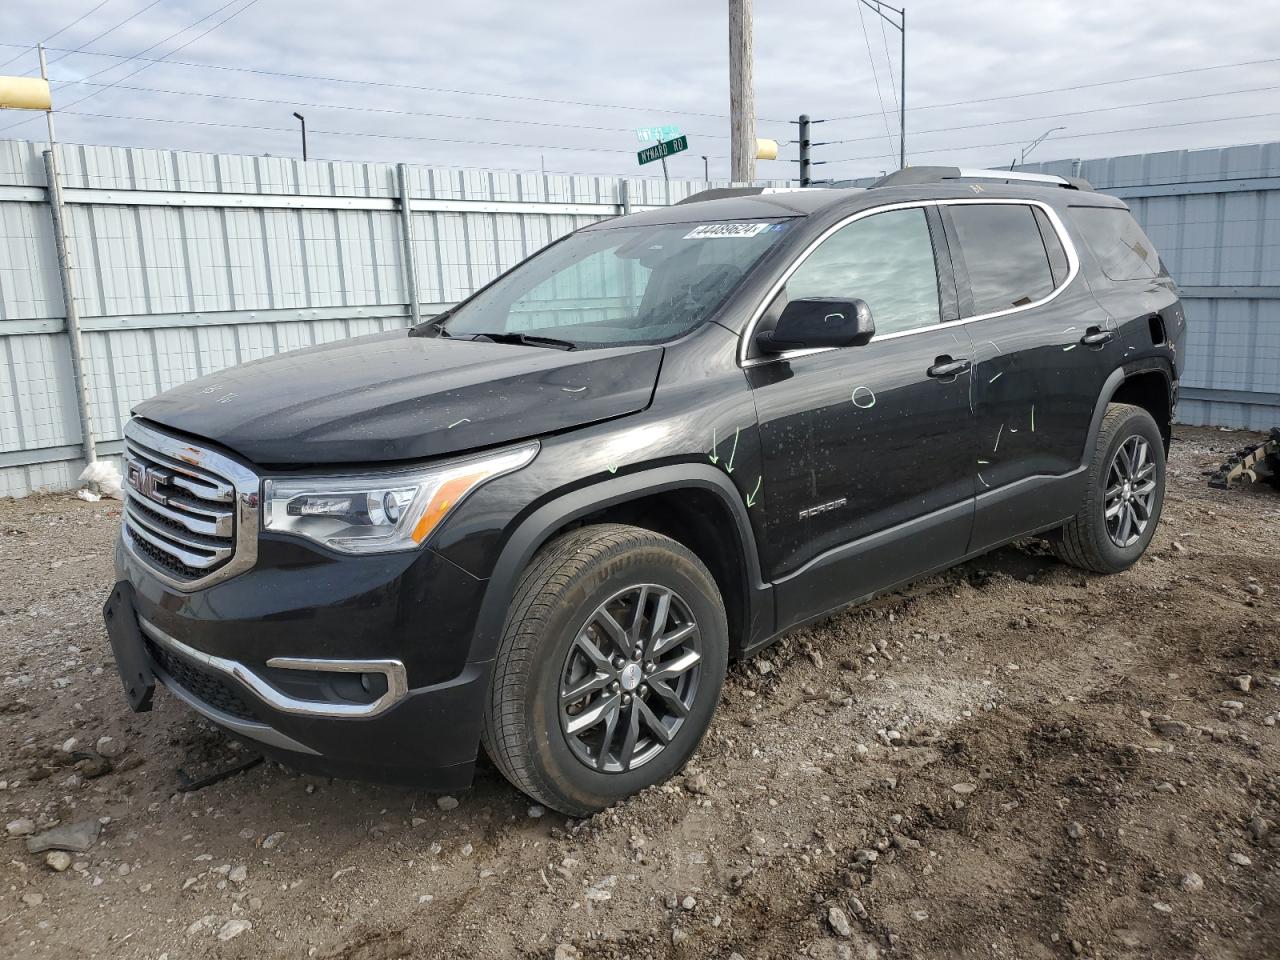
[943,200,1118,550]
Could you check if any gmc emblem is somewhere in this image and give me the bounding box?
[126,459,172,506]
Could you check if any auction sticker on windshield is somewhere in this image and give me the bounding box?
[683,222,775,239]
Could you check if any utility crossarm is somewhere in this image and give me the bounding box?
[869,166,1094,191]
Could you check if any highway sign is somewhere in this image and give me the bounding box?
[637,135,689,166]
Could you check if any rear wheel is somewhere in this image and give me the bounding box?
[1051,402,1166,573]
[481,523,727,816]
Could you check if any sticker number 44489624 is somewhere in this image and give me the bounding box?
[683,222,774,240]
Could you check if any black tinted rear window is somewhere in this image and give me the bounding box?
[950,204,1056,316]
[1068,206,1161,281]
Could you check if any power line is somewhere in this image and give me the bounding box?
[854,0,896,163]
[51,108,782,163]
[823,55,1280,123]
[2,0,262,134]
[62,0,251,87]
[0,45,36,73]
[814,84,1280,146]
[0,0,116,70]
[45,79,737,140]
[36,0,169,74]
[814,110,1280,165]
[9,41,1280,133]
[55,110,665,155]
[37,0,118,45]
[29,43,796,126]
[876,6,899,119]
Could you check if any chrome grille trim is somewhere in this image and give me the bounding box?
[121,420,260,591]
[124,486,233,538]
[124,511,233,570]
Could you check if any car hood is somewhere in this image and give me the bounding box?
[134,331,664,466]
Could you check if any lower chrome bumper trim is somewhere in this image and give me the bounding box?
[138,616,410,719]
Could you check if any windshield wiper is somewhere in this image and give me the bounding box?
[468,332,577,351]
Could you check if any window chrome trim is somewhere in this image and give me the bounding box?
[738,197,1080,367]
[139,616,409,720]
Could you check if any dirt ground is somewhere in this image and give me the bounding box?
[1,425,1277,960]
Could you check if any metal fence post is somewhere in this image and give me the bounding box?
[618,178,631,215]
[42,148,97,466]
[798,114,812,187]
[396,163,422,326]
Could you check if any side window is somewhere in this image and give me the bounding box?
[950,204,1056,315]
[783,207,941,335]
[1067,206,1161,281]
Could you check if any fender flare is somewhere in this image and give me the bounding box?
[466,463,768,665]
[1081,359,1174,467]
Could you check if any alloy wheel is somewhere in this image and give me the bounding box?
[558,584,702,773]
[1104,435,1157,548]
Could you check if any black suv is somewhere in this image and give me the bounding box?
[103,166,1184,815]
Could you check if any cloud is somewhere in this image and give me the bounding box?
[3,0,1278,181]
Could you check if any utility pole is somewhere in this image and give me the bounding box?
[797,114,812,187]
[292,112,307,161]
[728,0,755,183]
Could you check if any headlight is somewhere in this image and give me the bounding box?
[262,442,538,554]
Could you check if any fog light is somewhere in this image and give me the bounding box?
[360,672,389,698]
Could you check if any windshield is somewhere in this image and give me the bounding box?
[440,219,792,347]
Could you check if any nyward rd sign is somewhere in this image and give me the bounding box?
[637,136,689,166]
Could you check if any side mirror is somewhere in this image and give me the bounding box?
[754,298,875,353]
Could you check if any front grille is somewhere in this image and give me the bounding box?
[123,433,237,585]
[145,638,257,722]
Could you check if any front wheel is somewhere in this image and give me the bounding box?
[1051,402,1166,573]
[481,524,728,816]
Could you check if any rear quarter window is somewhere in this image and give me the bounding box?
[1068,206,1161,281]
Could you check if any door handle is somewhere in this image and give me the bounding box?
[1081,327,1115,346]
[927,356,971,379]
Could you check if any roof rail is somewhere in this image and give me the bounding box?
[869,166,1093,192]
[674,186,829,205]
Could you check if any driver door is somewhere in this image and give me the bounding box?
[745,204,978,630]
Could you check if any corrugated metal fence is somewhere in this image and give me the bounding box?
[0,139,781,495]
[1022,142,1280,431]
[2,138,1278,495]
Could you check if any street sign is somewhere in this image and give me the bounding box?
[637,136,689,166]
[636,124,682,143]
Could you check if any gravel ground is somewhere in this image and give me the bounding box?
[1,426,1277,960]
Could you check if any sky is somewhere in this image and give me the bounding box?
[2,0,1279,183]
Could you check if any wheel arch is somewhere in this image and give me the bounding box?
[467,465,771,666]
[1082,360,1175,466]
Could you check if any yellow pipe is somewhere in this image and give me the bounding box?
[0,76,52,111]
[755,138,779,161]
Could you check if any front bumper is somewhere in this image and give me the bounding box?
[107,530,495,789]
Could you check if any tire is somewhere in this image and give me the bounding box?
[481,523,728,816]
[1051,402,1166,574]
